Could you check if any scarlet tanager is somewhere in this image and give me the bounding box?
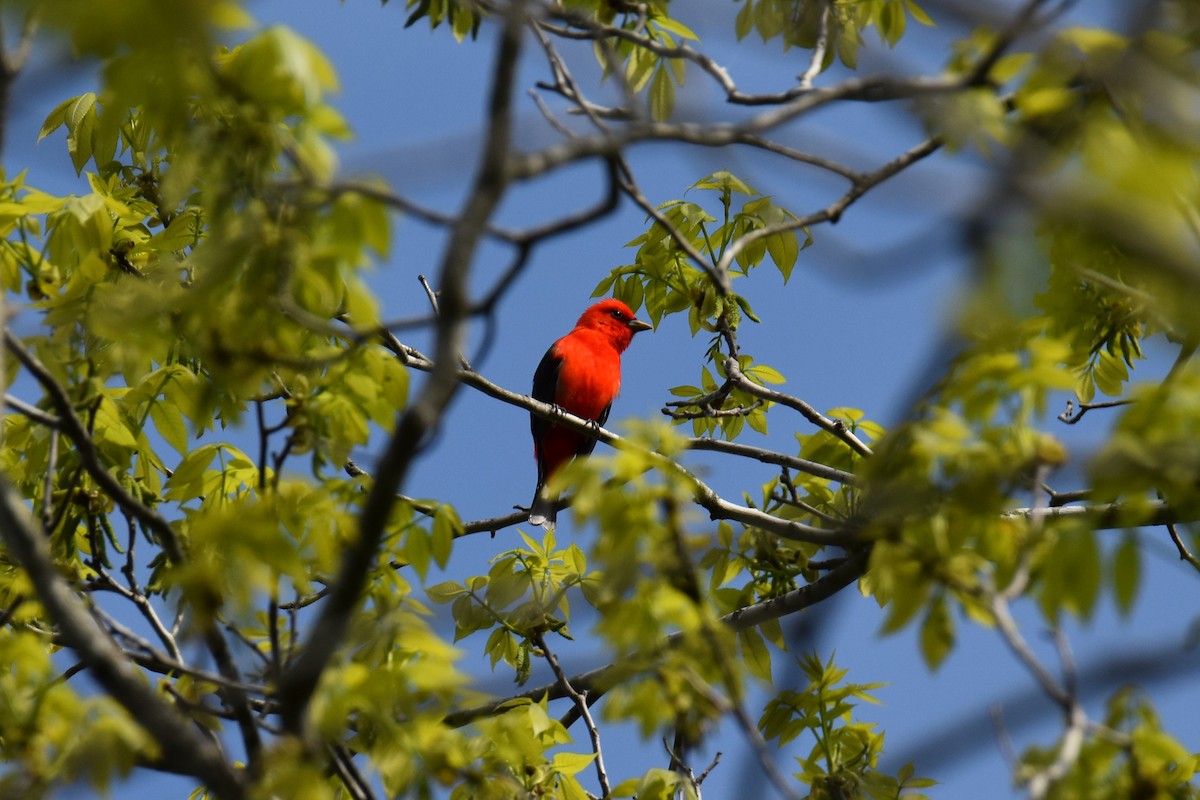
[529,298,652,529]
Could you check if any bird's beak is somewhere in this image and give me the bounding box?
[627,318,653,333]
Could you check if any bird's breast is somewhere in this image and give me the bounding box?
[554,341,621,420]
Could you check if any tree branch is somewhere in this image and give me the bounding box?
[533,632,610,797]
[4,332,187,563]
[443,550,867,727]
[1166,523,1200,573]
[723,357,874,457]
[684,437,856,485]
[275,0,527,738]
[1001,499,1180,529]
[0,478,245,799]
[456,363,854,546]
[0,7,38,154]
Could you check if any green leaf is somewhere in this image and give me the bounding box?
[486,560,528,611]
[739,627,772,682]
[65,93,98,175]
[626,46,657,93]
[1075,368,1096,404]
[879,0,907,47]
[1112,532,1140,615]
[1132,727,1193,773]
[735,0,755,40]
[405,526,432,581]
[93,396,138,452]
[650,15,699,42]
[39,95,80,142]
[649,65,675,122]
[903,0,935,26]
[431,504,461,569]
[1093,349,1129,397]
[766,229,799,281]
[692,170,758,196]
[919,593,954,670]
[744,363,786,385]
[164,443,221,502]
[426,581,467,604]
[551,751,596,777]
[149,401,189,457]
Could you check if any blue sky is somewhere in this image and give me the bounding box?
[5,1,1197,797]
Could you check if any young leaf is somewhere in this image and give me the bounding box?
[649,65,675,122]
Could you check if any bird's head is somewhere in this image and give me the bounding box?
[576,298,652,352]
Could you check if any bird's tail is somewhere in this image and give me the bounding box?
[528,485,557,531]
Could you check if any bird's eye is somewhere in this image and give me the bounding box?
[609,308,625,320]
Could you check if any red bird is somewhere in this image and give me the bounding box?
[529,298,652,529]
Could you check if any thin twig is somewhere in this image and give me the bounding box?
[1166,523,1200,573]
[533,632,610,797]
[686,438,856,485]
[39,429,59,532]
[723,357,873,457]
[797,0,832,90]
[1057,398,1132,424]
[989,705,1017,768]
[987,588,1070,710]
[665,400,764,420]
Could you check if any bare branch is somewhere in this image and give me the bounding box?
[1057,397,1133,425]
[685,437,856,485]
[538,5,961,108]
[4,393,62,428]
[1002,499,1179,529]
[987,587,1070,710]
[715,134,944,272]
[328,744,378,800]
[1166,523,1200,573]
[534,632,610,797]
[797,0,832,90]
[665,399,764,420]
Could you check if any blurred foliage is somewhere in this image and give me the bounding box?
[734,0,935,67]
[0,0,1197,798]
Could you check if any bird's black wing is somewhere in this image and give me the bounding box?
[531,345,563,484]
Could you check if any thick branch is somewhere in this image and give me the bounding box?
[0,8,38,154]
[1001,499,1180,529]
[275,0,525,737]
